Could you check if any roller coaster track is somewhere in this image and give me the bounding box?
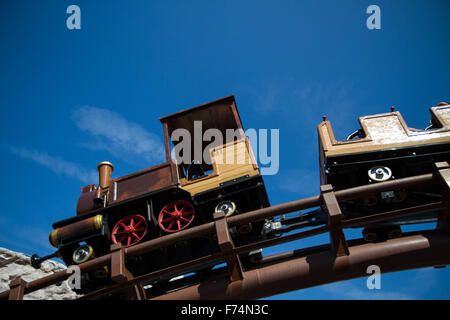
[1,162,450,300]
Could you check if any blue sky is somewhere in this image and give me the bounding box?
[0,0,449,299]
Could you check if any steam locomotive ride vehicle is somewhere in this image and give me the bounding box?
[317,102,450,241]
[39,95,274,294]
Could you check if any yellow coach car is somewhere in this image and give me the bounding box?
[318,102,450,240]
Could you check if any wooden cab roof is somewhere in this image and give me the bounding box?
[160,95,243,135]
[159,95,245,163]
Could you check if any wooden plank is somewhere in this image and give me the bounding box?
[180,138,260,196]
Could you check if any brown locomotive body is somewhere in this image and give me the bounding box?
[47,95,272,293]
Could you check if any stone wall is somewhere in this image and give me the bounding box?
[0,247,81,300]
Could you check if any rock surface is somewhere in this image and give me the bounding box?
[0,247,81,300]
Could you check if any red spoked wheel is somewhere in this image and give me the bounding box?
[158,200,195,233]
[111,214,147,247]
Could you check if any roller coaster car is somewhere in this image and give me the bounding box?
[318,102,450,241]
[47,95,271,293]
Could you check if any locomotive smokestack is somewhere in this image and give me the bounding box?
[97,161,114,189]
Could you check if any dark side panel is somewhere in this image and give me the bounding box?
[111,162,177,203]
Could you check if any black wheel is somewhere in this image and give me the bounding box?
[388,226,402,239]
[362,228,378,242]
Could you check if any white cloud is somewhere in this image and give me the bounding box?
[323,280,416,300]
[2,106,167,186]
[3,144,97,184]
[71,106,165,165]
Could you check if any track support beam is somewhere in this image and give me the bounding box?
[321,184,349,257]
[8,277,27,300]
[214,211,244,283]
[434,162,450,233]
[110,243,145,300]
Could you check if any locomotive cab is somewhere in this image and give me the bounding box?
[159,95,270,243]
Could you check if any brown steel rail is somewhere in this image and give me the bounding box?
[1,162,449,300]
[152,231,450,300]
